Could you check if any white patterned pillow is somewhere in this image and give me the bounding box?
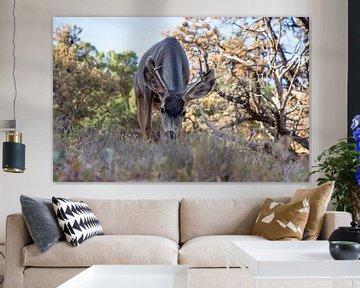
[52,197,104,246]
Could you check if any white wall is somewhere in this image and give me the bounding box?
[0,0,348,242]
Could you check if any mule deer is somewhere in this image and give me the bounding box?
[134,37,215,141]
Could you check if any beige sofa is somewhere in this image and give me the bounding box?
[4,198,352,288]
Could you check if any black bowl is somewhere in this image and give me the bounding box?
[329,241,360,260]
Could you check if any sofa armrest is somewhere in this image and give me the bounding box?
[4,213,33,288]
[318,211,352,240]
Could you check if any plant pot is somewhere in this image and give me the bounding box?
[329,221,360,244]
[329,241,360,260]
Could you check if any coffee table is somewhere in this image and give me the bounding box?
[57,265,189,288]
[228,241,360,288]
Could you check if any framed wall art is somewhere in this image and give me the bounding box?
[53,17,310,182]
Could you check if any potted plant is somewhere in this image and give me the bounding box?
[311,115,360,222]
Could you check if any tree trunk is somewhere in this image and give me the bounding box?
[351,190,360,223]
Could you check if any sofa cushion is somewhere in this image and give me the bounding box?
[252,198,310,240]
[290,181,334,240]
[20,195,64,253]
[23,235,178,267]
[179,235,267,268]
[180,198,288,243]
[72,199,179,243]
[52,197,104,247]
[24,268,86,288]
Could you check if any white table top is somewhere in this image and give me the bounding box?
[231,240,360,278]
[58,265,189,288]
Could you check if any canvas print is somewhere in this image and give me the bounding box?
[53,17,310,182]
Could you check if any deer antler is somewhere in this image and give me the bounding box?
[197,56,205,81]
[153,65,169,93]
[198,57,204,73]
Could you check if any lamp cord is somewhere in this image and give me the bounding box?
[12,0,17,128]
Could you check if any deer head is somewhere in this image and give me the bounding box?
[143,56,215,141]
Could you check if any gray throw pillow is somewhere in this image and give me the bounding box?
[20,195,64,253]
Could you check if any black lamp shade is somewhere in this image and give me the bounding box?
[2,141,25,173]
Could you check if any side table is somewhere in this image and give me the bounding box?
[227,240,360,288]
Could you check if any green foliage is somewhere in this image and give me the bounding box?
[310,139,360,212]
[99,50,138,111]
[53,25,138,132]
[82,96,139,137]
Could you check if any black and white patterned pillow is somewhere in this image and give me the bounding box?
[52,197,104,247]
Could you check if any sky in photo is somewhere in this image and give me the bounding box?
[53,17,301,62]
[53,17,183,58]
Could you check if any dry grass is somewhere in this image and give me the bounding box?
[53,128,309,182]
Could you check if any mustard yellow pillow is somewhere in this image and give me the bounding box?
[252,198,310,240]
[289,181,334,240]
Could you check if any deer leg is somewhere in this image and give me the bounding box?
[135,90,147,135]
[144,95,154,139]
[135,89,153,138]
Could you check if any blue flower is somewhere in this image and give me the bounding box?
[357,142,360,152]
[356,167,360,186]
[352,115,360,130]
[353,128,360,142]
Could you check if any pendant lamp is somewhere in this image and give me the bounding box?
[1,0,26,173]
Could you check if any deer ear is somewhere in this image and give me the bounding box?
[143,57,167,94]
[183,69,215,102]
